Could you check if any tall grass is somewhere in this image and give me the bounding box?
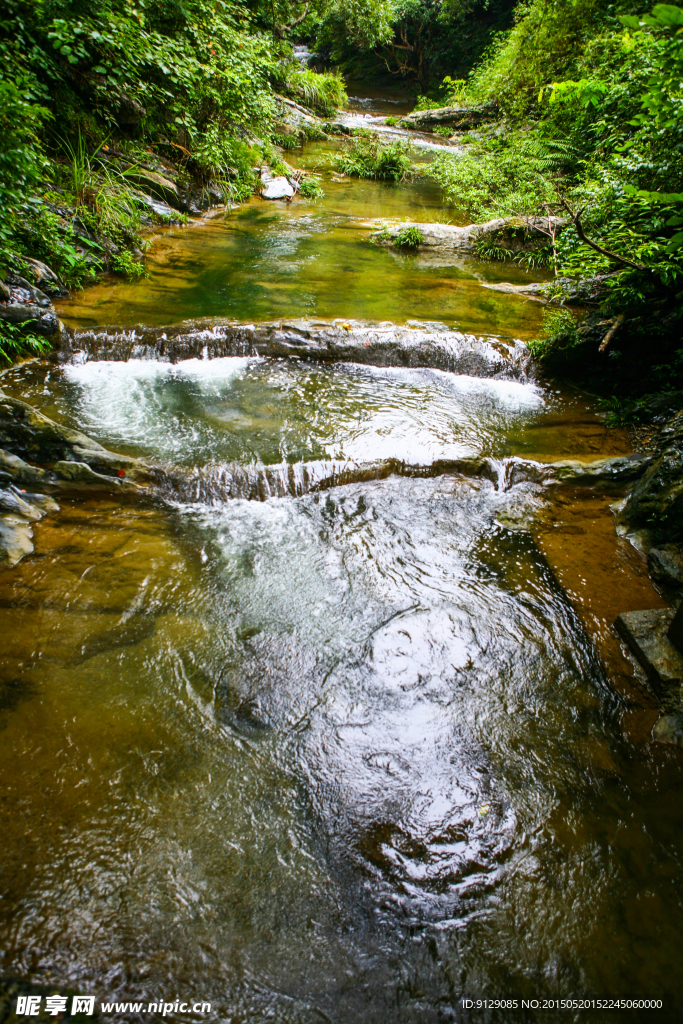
[335,132,412,182]
[283,68,347,116]
[58,131,146,239]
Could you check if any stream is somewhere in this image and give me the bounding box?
[1,90,682,1023]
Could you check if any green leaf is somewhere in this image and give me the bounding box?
[651,4,683,27]
[665,230,683,251]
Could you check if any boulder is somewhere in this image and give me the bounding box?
[401,104,497,131]
[260,166,295,200]
[117,93,146,125]
[615,607,683,693]
[619,410,683,543]
[322,121,352,136]
[0,391,151,483]
[125,170,184,210]
[370,216,565,253]
[669,601,683,654]
[648,545,683,593]
[5,274,53,307]
[24,258,67,297]
[0,304,60,336]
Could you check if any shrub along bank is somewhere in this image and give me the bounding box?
[430,0,683,419]
[0,0,347,359]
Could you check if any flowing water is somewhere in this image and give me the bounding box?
[1,100,682,1024]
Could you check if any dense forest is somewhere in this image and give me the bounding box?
[1,0,683,415]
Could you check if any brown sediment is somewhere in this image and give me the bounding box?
[535,483,668,740]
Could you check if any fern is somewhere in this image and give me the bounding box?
[517,135,580,173]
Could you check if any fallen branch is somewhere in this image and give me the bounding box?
[561,200,646,271]
[598,313,625,353]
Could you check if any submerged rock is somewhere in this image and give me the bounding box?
[0,392,152,566]
[0,486,59,566]
[653,713,683,746]
[0,516,34,567]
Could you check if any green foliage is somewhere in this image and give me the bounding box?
[474,240,514,261]
[314,0,515,89]
[384,116,400,126]
[0,0,280,293]
[431,0,683,385]
[527,306,580,360]
[0,78,50,261]
[110,249,146,279]
[336,132,413,181]
[0,321,52,364]
[297,175,325,198]
[394,226,424,247]
[467,0,610,117]
[432,132,561,219]
[279,67,347,115]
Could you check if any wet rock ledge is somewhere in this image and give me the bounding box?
[51,318,535,380]
[0,391,153,566]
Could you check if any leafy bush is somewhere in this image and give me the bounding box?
[394,226,424,248]
[336,132,412,181]
[0,320,52,363]
[527,306,580,360]
[297,175,325,199]
[111,249,146,279]
[474,240,514,261]
[0,77,50,263]
[432,132,572,220]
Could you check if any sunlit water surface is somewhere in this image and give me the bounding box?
[2,118,682,1024]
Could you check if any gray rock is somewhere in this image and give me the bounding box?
[619,410,683,543]
[551,453,650,483]
[6,274,53,307]
[0,449,51,487]
[52,319,534,380]
[0,516,34,566]
[615,607,683,693]
[669,601,683,654]
[0,488,43,521]
[322,121,352,135]
[0,304,60,335]
[117,93,146,124]
[370,216,565,253]
[261,176,294,200]
[0,390,148,481]
[401,104,497,131]
[125,170,184,210]
[24,258,67,297]
[648,545,683,592]
[653,713,683,746]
